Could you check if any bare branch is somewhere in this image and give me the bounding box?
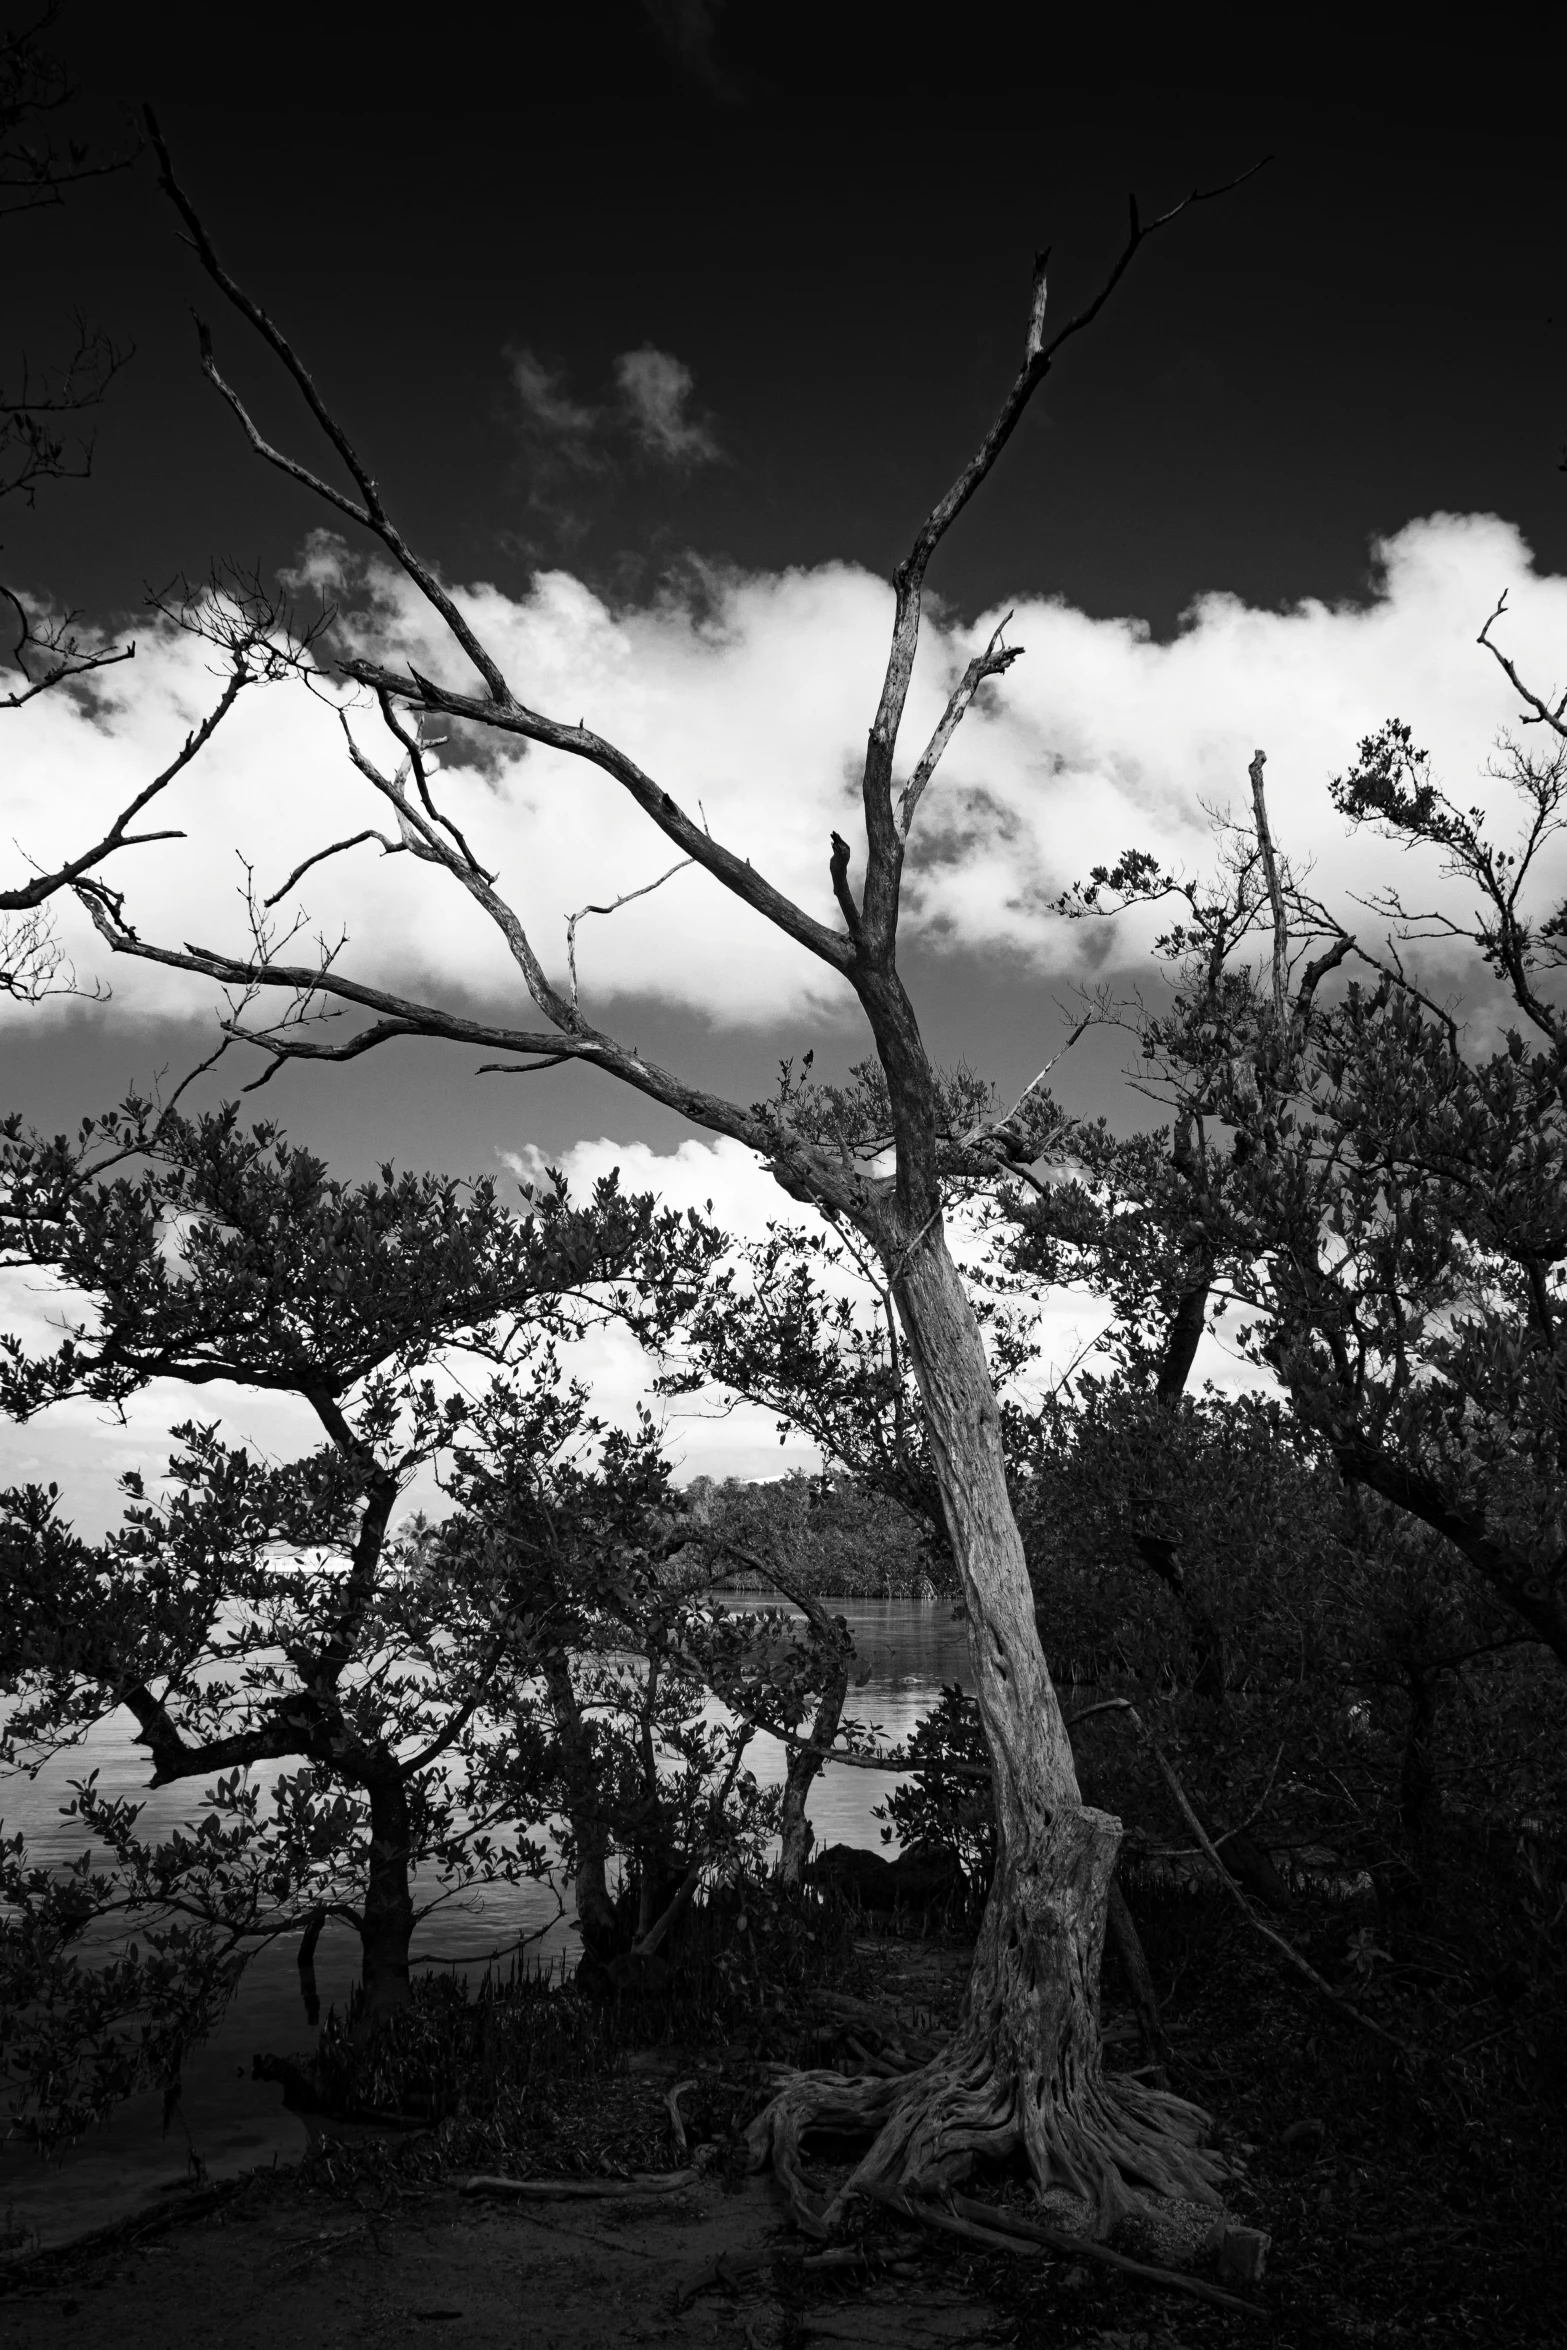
[74,887,878,1223]
[565,856,693,1006]
[828,831,862,939]
[1290,929,1354,1035]
[1,583,134,708]
[374,693,491,877]
[340,657,853,976]
[475,1053,577,1076]
[0,665,261,912]
[1478,593,1567,740]
[0,902,85,1001]
[1247,749,1289,1032]
[857,160,1269,954]
[144,115,855,980]
[897,616,1023,842]
[0,18,141,217]
[263,828,403,909]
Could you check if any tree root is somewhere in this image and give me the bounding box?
[746,2039,1225,2241]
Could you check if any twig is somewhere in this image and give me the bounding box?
[566,857,693,1004]
[1478,592,1567,739]
[264,828,402,907]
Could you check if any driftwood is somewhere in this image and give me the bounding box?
[0,2178,250,2291]
[462,2169,697,2201]
[889,2189,1270,2318]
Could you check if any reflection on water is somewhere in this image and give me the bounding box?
[0,1598,970,2248]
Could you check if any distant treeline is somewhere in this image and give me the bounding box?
[676,1471,949,1600]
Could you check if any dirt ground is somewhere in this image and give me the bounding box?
[0,2165,1002,2350]
[10,1901,1559,2348]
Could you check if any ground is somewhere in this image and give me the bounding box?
[0,2166,1002,2350]
[2,1906,1564,2347]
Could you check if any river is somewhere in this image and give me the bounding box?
[0,1598,972,2251]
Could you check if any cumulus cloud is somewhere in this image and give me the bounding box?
[613,346,720,464]
[8,513,1565,1041]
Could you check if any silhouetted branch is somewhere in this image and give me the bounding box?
[1478,594,1567,740]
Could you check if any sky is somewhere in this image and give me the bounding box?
[4,6,1567,1521]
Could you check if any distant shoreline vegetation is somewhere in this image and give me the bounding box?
[674,1471,951,1601]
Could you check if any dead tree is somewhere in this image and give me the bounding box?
[0,29,299,997]
[80,115,1262,2230]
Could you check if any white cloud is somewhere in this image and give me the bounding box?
[613,346,720,464]
[7,513,1564,1047]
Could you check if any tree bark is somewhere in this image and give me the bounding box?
[358,1760,415,2023]
[543,1648,618,1953]
[753,1218,1224,2230]
[1155,1281,1210,1409]
[779,1661,848,1885]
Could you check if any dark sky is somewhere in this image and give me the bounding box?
[5,4,1566,1174]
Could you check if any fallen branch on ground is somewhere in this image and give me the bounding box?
[906,2190,1270,2317]
[462,2169,697,2201]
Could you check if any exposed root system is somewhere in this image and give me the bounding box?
[747,2036,1225,2238]
[747,1802,1229,2241]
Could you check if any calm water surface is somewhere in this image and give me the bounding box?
[0,1599,971,2247]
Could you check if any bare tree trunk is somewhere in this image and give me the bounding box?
[543,1649,617,1952]
[754,1221,1224,2231]
[779,1665,848,1885]
[358,1762,415,2023]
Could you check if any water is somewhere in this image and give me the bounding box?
[0,1598,971,2249]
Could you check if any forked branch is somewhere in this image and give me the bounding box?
[565,857,693,1005]
[2,664,257,912]
[1478,594,1567,740]
[898,616,1022,842]
[2,584,134,709]
[144,112,849,982]
[857,162,1269,953]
